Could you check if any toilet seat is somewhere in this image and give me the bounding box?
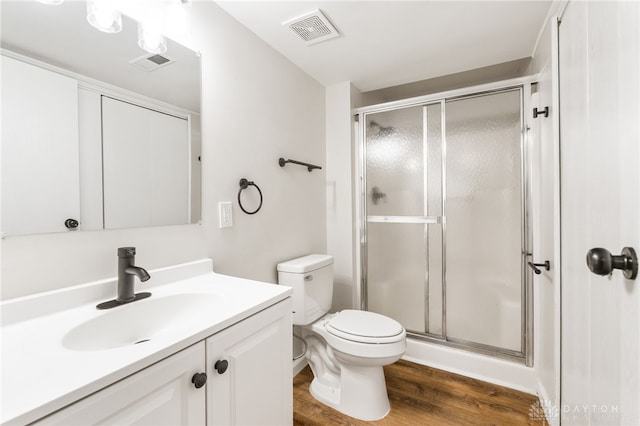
[326,310,404,344]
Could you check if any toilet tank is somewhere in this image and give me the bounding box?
[277,254,334,326]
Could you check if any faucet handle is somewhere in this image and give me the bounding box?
[118,247,136,257]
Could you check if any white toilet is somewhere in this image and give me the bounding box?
[277,254,406,421]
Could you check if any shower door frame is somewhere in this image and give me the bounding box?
[355,76,536,366]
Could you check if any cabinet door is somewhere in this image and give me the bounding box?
[206,299,293,426]
[35,343,206,425]
[101,96,190,229]
[1,55,80,236]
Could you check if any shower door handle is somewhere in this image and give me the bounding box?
[586,247,638,279]
[528,261,550,275]
[371,186,387,205]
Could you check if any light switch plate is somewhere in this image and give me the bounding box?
[218,201,233,228]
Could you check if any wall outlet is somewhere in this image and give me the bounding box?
[218,202,233,228]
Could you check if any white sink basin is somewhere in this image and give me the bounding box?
[63,293,219,351]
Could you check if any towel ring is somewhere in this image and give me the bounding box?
[238,178,263,215]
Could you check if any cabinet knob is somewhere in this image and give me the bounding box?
[191,372,207,389]
[214,360,229,374]
[65,218,79,229]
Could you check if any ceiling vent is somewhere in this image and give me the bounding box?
[129,53,175,72]
[283,9,339,46]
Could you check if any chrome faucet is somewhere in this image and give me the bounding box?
[97,247,151,309]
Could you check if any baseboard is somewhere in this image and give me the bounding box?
[536,377,559,426]
[403,338,538,395]
[293,356,308,376]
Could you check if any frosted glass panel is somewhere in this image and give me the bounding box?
[365,106,427,333]
[366,107,424,217]
[445,89,522,351]
[427,224,443,336]
[426,103,442,217]
[367,223,427,333]
[426,103,443,336]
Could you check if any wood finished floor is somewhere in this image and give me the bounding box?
[293,360,546,426]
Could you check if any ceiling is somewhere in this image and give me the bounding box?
[215,1,553,93]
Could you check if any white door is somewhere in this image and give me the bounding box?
[559,1,639,425]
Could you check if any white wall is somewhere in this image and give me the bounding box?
[325,82,357,311]
[196,2,326,284]
[0,1,326,300]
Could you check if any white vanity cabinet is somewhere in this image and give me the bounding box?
[206,299,293,426]
[34,343,207,425]
[30,298,292,426]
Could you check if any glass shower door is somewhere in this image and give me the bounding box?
[364,103,443,336]
[362,87,527,359]
[444,89,523,352]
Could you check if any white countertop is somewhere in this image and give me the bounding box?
[0,259,292,425]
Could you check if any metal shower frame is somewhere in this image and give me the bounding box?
[354,76,536,366]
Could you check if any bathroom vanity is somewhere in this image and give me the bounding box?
[0,260,293,425]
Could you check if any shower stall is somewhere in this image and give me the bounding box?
[357,81,533,364]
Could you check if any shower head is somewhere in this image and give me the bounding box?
[369,120,396,138]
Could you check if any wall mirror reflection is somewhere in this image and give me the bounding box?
[1,0,202,236]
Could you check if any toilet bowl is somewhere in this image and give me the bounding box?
[305,310,405,420]
[277,255,406,421]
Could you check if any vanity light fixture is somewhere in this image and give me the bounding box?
[137,0,167,54]
[87,0,122,34]
[138,23,167,54]
[164,0,192,42]
[37,0,192,54]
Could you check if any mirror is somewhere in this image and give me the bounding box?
[1,1,201,236]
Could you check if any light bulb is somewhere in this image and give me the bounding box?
[165,0,191,41]
[138,23,167,54]
[87,0,122,34]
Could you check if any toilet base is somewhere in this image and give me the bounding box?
[308,364,391,421]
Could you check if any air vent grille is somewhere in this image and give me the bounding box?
[283,9,339,46]
[146,54,171,65]
[129,53,175,72]
[290,16,332,42]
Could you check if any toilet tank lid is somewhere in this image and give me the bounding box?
[277,254,334,273]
